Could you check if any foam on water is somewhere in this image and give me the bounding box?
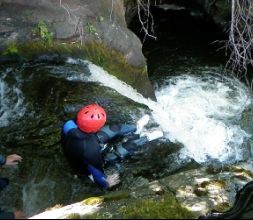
[152,74,252,163]
[0,68,26,127]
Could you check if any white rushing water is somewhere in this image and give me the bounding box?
[0,68,26,127]
[66,58,253,164]
[153,74,252,163]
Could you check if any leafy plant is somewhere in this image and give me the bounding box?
[32,21,53,44]
[86,22,97,34]
[2,42,18,56]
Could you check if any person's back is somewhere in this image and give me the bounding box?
[61,104,122,189]
[62,122,104,175]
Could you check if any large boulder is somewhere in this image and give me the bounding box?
[0,0,146,66]
[0,0,156,99]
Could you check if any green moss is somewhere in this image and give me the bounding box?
[81,197,104,206]
[17,41,73,58]
[79,42,147,86]
[84,192,195,219]
[1,40,148,93]
[14,41,145,75]
[82,192,130,219]
[84,212,111,219]
[66,213,82,219]
[103,191,130,202]
[2,42,18,56]
[86,22,97,34]
[81,191,130,206]
[121,193,195,219]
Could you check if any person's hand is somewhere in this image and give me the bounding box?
[107,173,120,188]
[14,210,26,219]
[5,154,22,166]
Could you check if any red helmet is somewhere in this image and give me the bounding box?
[76,104,107,133]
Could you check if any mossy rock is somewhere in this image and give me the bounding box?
[1,40,155,99]
[82,197,104,205]
[66,213,82,219]
[121,193,195,219]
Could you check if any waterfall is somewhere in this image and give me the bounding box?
[0,68,26,127]
[66,58,253,164]
[66,58,156,108]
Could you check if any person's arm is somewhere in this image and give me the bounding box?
[63,120,78,135]
[87,164,120,189]
[87,164,108,189]
[97,124,137,143]
[5,155,22,166]
[0,154,22,166]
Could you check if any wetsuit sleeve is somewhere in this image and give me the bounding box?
[97,124,137,143]
[63,120,78,135]
[0,209,14,219]
[0,155,6,166]
[87,164,108,189]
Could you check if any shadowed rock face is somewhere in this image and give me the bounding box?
[192,0,231,28]
[125,0,230,33]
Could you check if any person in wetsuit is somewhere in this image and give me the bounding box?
[0,154,26,219]
[61,103,163,190]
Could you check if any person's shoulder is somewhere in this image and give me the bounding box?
[63,120,78,135]
[63,121,90,140]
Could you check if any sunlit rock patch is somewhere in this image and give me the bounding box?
[28,162,253,219]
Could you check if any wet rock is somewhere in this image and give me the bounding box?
[0,0,146,67]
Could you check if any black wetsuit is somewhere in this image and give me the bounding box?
[0,155,14,219]
[61,120,138,189]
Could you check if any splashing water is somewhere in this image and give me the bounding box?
[153,74,252,163]
[66,58,156,107]
[0,68,26,127]
[66,59,253,164]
